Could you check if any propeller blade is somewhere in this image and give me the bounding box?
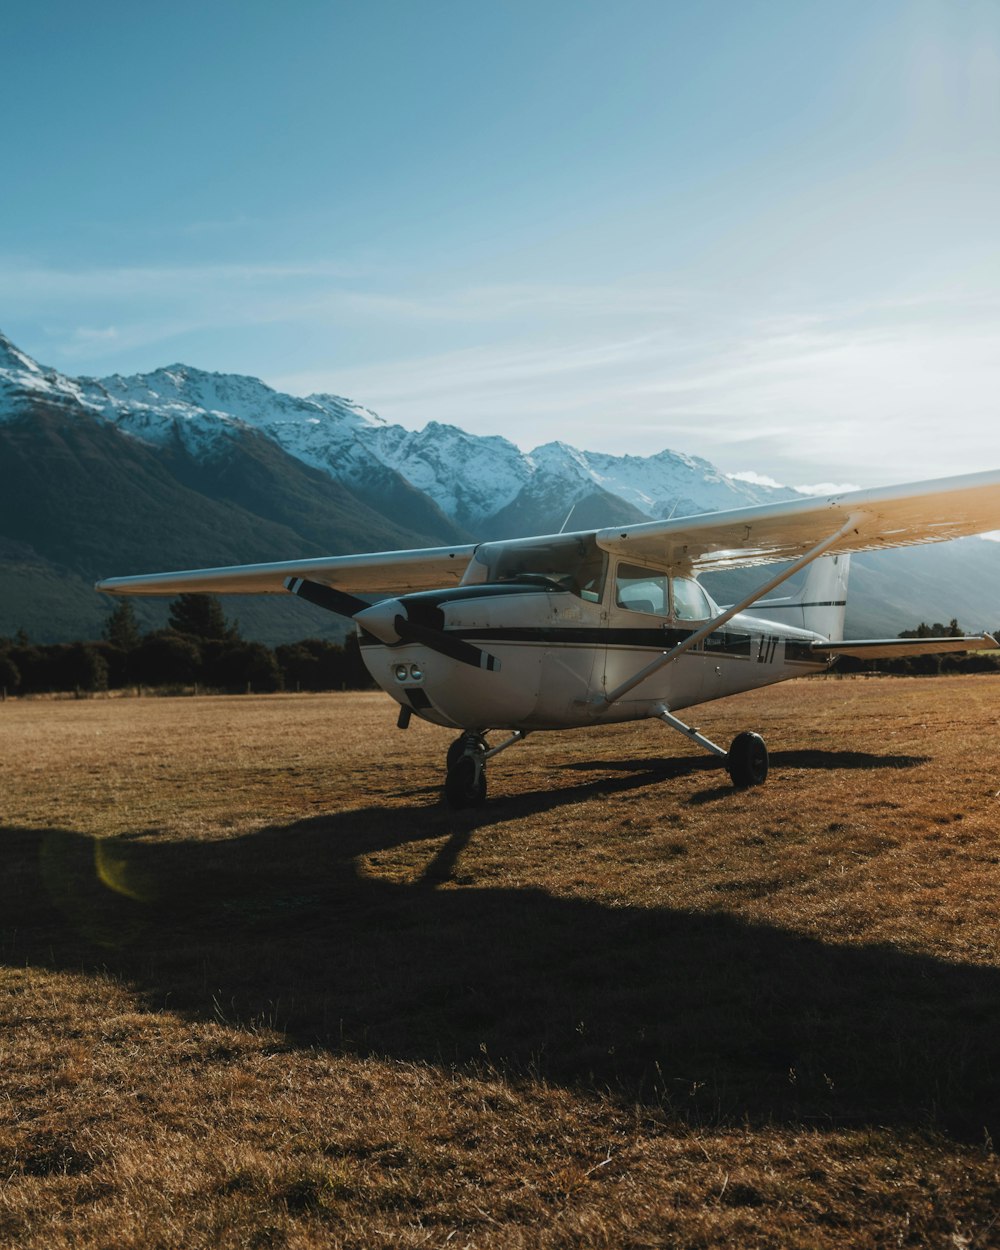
[396,617,501,672]
[285,577,369,618]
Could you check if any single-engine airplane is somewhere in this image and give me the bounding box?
[97,470,1000,806]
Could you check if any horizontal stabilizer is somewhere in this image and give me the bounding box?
[811,634,998,660]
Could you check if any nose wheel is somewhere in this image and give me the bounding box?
[444,733,488,808]
[443,730,529,808]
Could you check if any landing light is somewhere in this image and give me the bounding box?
[393,663,425,683]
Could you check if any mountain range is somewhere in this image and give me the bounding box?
[1,329,998,644]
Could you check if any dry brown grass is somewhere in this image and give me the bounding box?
[2,677,999,1248]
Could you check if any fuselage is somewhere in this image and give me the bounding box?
[358,577,832,734]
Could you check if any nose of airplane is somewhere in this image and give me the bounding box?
[354,596,502,672]
[354,598,405,644]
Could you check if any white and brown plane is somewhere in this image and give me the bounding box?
[97,470,1000,806]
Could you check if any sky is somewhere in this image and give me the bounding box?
[2,0,998,490]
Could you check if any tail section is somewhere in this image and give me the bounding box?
[755,554,850,641]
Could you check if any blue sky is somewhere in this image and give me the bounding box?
[2,0,998,488]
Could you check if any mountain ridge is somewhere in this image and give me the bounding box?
[1,329,998,644]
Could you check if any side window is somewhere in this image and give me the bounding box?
[615,562,669,616]
[672,576,712,621]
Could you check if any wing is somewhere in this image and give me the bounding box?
[96,469,1000,598]
[595,469,1000,572]
[95,543,478,598]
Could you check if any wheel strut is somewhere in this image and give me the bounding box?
[652,703,768,789]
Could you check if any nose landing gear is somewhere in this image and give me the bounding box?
[443,730,529,808]
[444,733,488,808]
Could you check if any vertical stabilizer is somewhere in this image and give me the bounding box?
[754,554,850,641]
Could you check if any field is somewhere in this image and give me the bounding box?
[2,677,999,1249]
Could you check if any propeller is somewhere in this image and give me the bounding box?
[285,577,501,671]
[392,616,501,671]
[284,577,369,618]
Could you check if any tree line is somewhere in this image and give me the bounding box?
[2,601,999,697]
[0,595,374,696]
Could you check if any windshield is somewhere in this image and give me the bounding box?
[469,535,607,601]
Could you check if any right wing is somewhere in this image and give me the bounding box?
[95,544,478,598]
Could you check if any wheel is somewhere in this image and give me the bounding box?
[444,753,487,808]
[446,733,486,771]
[727,731,769,788]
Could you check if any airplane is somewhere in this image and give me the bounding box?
[96,469,1000,807]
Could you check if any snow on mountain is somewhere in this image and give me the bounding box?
[569,446,797,515]
[356,421,533,527]
[0,330,106,418]
[0,330,799,529]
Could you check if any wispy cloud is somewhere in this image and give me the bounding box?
[5,258,998,484]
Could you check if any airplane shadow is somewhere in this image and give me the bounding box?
[559,748,930,777]
[556,748,931,806]
[2,807,997,1139]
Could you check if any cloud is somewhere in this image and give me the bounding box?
[5,258,999,485]
[794,482,863,497]
[727,470,786,489]
[72,325,118,343]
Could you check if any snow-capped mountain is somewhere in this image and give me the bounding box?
[0,330,798,532]
[3,328,1000,644]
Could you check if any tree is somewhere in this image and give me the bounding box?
[134,632,202,686]
[45,643,109,693]
[205,642,283,693]
[103,599,142,651]
[899,619,963,640]
[0,652,19,694]
[168,594,239,642]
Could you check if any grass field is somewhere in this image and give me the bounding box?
[2,677,999,1248]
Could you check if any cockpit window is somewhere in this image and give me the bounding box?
[672,576,713,621]
[468,535,607,601]
[615,562,668,615]
[614,562,714,621]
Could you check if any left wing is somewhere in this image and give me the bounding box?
[95,543,478,598]
[596,469,1000,572]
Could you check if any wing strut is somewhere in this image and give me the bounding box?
[597,517,859,709]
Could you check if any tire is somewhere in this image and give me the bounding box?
[727,731,769,789]
[444,754,487,808]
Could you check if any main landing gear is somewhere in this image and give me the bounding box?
[654,705,769,789]
[444,730,528,808]
[442,711,768,807]
[726,730,769,789]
